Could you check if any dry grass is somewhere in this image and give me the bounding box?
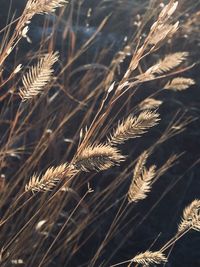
[73,143,125,172]
[164,77,195,91]
[108,111,160,145]
[178,199,200,233]
[19,52,59,101]
[26,0,68,15]
[0,0,199,266]
[146,52,189,75]
[128,151,156,203]
[131,250,167,266]
[25,163,77,192]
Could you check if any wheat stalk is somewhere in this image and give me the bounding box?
[178,199,200,233]
[73,144,125,172]
[156,154,179,179]
[19,52,59,101]
[132,250,167,266]
[164,77,195,91]
[108,110,160,145]
[128,151,156,203]
[25,163,76,193]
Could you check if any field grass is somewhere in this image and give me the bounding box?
[0,0,200,266]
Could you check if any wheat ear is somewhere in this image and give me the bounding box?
[73,144,125,172]
[132,250,167,266]
[139,98,163,111]
[25,163,76,193]
[149,1,179,46]
[149,22,179,46]
[19,52,59,101]
[164,77,195,91]
[128,151,156,203]
[178,199,200,233]
[146,52,189,75]
[108,110,160,145]
[26,0,68,15]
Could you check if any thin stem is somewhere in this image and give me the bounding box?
[38,187,93,267]
[110,259,133,267]
[0,193,34,227]
[160,228,191,252]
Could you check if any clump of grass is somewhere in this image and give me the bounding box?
[0,0,199,266]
